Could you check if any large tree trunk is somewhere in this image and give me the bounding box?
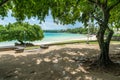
[96,26,114,67]
[94,7,115,67]
[88,0,120,68]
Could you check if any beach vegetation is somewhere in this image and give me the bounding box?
[65,27,97,34]
[44,27,98,34]
[0,22,44,45]
[113,34,120,37]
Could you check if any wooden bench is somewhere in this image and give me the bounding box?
[15,46,24,53]
[40,45,49,49]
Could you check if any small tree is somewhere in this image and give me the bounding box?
[0,22,44,44]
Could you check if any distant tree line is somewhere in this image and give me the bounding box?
[44,27,98,34]
[65,27,98,34]
[44,30,63,33]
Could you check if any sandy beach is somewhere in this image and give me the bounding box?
[0,43,120,80]
[34,35,97,45]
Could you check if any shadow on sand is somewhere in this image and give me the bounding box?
[0,44,119,80]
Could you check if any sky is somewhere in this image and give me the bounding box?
[0,11,83,30]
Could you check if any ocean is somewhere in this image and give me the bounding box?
[0,32,87,47]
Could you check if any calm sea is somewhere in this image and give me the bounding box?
[0,32,87,47]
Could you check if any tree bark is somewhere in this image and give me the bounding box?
[96,26,114,67]
[94,4,114,67]
[89,0,120,68]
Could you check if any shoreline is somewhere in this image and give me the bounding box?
[34,35,97,45]
[0,35,97,47]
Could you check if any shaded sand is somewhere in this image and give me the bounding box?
[0,43,120,80]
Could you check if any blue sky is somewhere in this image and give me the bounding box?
[0,11,83,30]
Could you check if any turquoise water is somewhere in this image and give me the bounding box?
[0,32,87,47]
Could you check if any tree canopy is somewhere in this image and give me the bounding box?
[0,22,44,44]
[0,0,120,24]
[0,0,120,26]
[7,0,119,25]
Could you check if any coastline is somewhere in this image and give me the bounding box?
[34,35,97,45]
[0,35,97,47]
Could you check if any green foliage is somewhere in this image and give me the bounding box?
[9,0,91,26]
[0,25,8,41]
[113,34,120,37]
[0,0,119,27]
[11,0,50,22]
[109,3,120,30]
[3,0,116,28]
[44,26,98,34]
[0,22,44,43]
[0,0,12,19]
[65,27,97,34]
[65,28,88,34]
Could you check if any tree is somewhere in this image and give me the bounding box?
[0,0,120,67]
[48,0,120,67]
[0,22,44,44]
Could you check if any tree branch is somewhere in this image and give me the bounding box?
[103,0,108,9]
[104,0,108,5]
[88,0,101,7]
[0,0,10,7]
[105,27,114,44]
[76,0,80,5]
[91,14,103,23]
[88,0,96,4]
[108,0,120,11]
